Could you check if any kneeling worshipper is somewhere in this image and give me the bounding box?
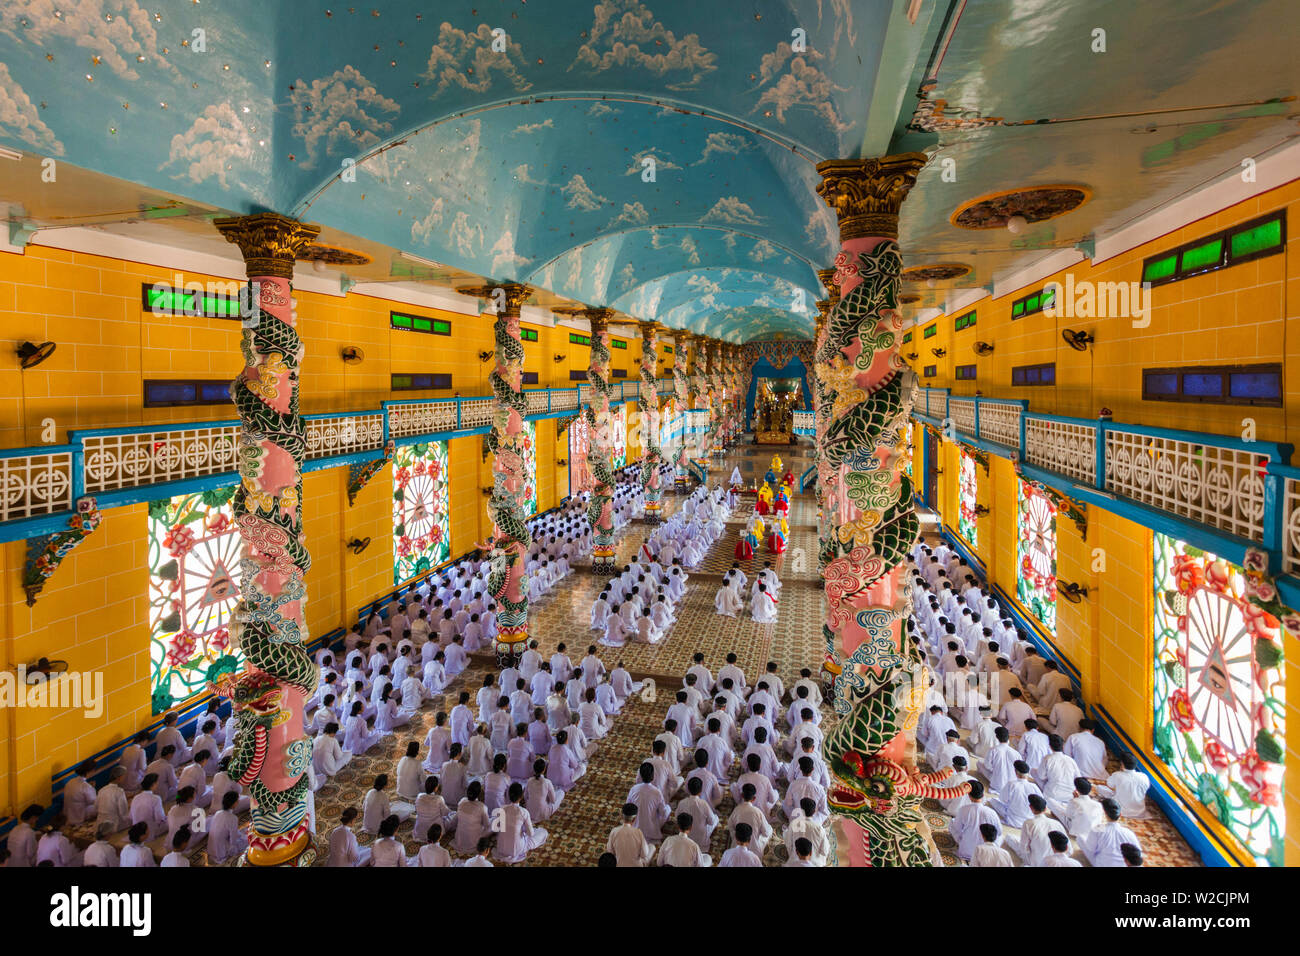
[714,574,744,617]
[751,582,779,623]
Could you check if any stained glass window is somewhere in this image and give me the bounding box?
[1016,479,1057,634]
[957,448,978,549]
[393,441,450,586]
[903,421,913,479]
[612,408,627,468]
[522,421,538,517]
[569,415,592,494]
[1152,534,1286,866]
[147,488,243,713]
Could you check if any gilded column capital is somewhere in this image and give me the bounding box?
[815,152,928,241]
[213,212,321,278]
[458,282,535,317]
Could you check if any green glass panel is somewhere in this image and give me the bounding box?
[432,319,451,334]
[1026,294,1040,312]
[414,318,432,332]
[1012,301,1025,317]
[1179,238,1223,273]
[392,313,412,328]
[1229,218,1282,259]
[1143,255,1178,282]
[393,375,412,388]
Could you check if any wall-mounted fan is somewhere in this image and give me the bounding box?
[554,354,566,364]
[1057,580,1090,602]
[906,352,919,360]
[1062,329,1094,351]
[930,347,946,358]
[341,346,365,364]
[479,350,495,363]
[17,341,56,369]
[973,341,995,356]
[20,657,69,683]
[346,537,371,555]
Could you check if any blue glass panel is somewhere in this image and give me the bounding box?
[1144,372,1180,396]
[1183,373,1223,397]
[1228,370,1280,400]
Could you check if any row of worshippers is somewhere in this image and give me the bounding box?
[324,649,645,866]
[713,560,783,622]
[643,482,731,569]
[592,555,690,646]
[607,652,834,866]
[7,704,258,866]
[906,544,1152,867]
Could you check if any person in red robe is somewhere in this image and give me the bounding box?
[755,497,770,516]
[735,535,754,560]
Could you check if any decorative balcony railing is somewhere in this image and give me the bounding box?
[0,446,76,523]
[0,379,675,540]
[792,411,815,435]
[910,392,1296,576]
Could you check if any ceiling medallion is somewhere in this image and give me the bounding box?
[298,243,373,266]
[901,262,971,283]
[949,185,1091,230]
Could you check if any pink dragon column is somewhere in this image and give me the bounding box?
[638,320,665,522]
[812,155,968,867]
[460,283,535,666]
[671,330,692,492]
[212,213,321,867]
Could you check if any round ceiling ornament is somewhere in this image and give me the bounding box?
[900,262,971,283]
[949,185,1091,230]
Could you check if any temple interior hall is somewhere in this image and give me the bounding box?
[0,0,1296,875]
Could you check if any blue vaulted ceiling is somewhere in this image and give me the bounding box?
[1,1,1294,340]
[0,0,906,341]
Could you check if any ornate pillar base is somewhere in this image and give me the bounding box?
[240,821,315,867]
[493,629,528,669]
[591,547,618,574]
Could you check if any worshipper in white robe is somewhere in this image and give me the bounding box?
[714,578,743,617]
[967,711,1000,759]
[483,755,512,814]
[606,803,655,866]
[83,822,120,868]
[950,781,1002,860]
[342,703,383,756]
[1018,720,1052,771]
[207,790,249,864]
[165,789,205,853]
[1041,829,1083,866]
[547,731,585,792]
[1100,752,1151,819]
[658,813,711,867]
[62,761,98,826]
[997,687,1036,742]
[1018,794,1069,866]
[156,713,191,766]
[525,760,563,822]
[413,777,454,842]
[416,826,452,867]
[362,774,412,835]
[145,747,180,802]
[969,823,1016,867]
[988,761,1043,828]
[493,784,548,863]
[453,782,492,855]
[212,762,251,815]
[720,822,764,867]
[371,815,411,867]
[627,762,671,843]
[178,754,214,809]
[1048,689,1085,740]
[422,712,453,772]
[1064,720,1109,780]
[440,745,470,808]
[160,828,192,867]
[129,774,167,839]
[1061,778,1105,839]
[450,692,476,746]
[1034,734,1083,816]
[728,785,774,854]
[611,663,636,705]
[119,823,156,868]
[95,766,131,833]
[1082,798,1141,867]
[396,741,427,801]
[784,797,830,866]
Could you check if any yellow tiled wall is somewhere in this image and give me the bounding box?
[907,180,1300,446]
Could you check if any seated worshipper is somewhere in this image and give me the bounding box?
[950,781,1002,861]
[1062,777,1105,840]
[413,777,454,842]
[416,825,452,867]
[371,814,412,867]
[362,774,412,835]
[207,790,249,865]
[1018,793,1069,867]
[988,760,1043,828]
[165,788,206,853]
[129,774,167,839]
[1100,752,1151,819]
[453,781,492,855]
[120,823,156,868]
[525,759,563,822]
[483,754,512,814]
[467,725,495,780]
[1082,798,1142,867]
[343,701,383,756]
[969,823,1016,867]
[1047,688,1086,740]
[440,744,470,808]
[547,730,585,793]
[1034,734,1082,817]
[396,741,428,802]
[606,803,655,866]
[750,582,779,623]
[658,813,711,867]
[62,760,99,827]
[493,783,548,863]
[161,827,194,867]
[145,746,180,802]
[1042,829,1082,867]
[714,576,743,617]
[1064,719,1109,780]
[35,815,83,867]
[626,762,671,843]
[177,751,214,809]
[95,766,131,833]
[83,822,120,868]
